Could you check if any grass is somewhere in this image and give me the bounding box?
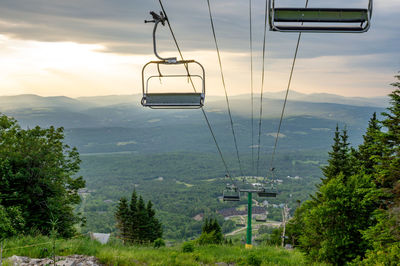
[1,236,326,265]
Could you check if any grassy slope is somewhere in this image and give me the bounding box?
[2,236,326,266]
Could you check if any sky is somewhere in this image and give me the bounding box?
[0,0,399,98]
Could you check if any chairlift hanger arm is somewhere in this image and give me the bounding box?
[145,11,177,62]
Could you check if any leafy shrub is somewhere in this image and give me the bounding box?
[198,231,223,245]
[182,241,195,253]
[153,238,165,248]
[246,253,262,266]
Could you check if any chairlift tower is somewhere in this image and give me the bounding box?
[240,188,276,248]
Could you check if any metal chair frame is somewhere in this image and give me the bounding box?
[141,11,206,109]
[268,0,373,33]
[141,60,205,109]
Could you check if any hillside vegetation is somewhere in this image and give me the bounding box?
[1,235,321,266]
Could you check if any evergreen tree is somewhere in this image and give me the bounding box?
[321,125,352,183]
[377,76,400,189]
[136,196,149,244]
[146,200,163,242]
[202,218,211,233]
[360,74,400,263]
[115,197,130,243]
[322,125,341,181]
[115,190,163,245]
[198,218,223,245]
[129,190,138,243]
[355,112,383,175]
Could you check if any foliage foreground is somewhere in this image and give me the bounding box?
[1,235,324,266]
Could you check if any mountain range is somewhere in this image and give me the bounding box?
[0,91,388,154]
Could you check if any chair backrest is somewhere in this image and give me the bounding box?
[269,0,373,33]
[141,60,205,109]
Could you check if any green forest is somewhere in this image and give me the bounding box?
[0,75,399,265]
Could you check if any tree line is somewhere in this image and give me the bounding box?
[0,116,85,239]
[115,190,163,244]
[284,74,400,265]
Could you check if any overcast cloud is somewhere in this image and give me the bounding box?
[0,0,398,97]
[0,0,398,56]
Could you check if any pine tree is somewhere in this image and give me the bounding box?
[115,190,163,245]
[322,125,352,184]
[355,112,383,175]
[339,126,352,178]
[361,74,400,262]
[322,125,342,182]
[136,196,149,244]
[129,190,138,244]
[202,218,210,233]
[146,200,163,242]
[378,76,400,189]
[115,197,130,244]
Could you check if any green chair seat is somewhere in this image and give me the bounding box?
[274,8,368,23]
[268,0,373,33]
[142,93,204,108]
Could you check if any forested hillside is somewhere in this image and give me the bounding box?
[0,92,386,241]
[283,75,400,264]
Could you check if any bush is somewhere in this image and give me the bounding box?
[198,231,223,245]
[153,238,165,248]
[182,241,195,253]
[246,253,262,266]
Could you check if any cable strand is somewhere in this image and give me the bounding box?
[267,0,309,179]
[249,0,255,179]
[256,0,269,178]
[157,0,236,185]
[206,0,245,178]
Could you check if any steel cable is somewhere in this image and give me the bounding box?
[206,0,245,178]
[157,0,237,185]
[256,0,269,178]
[267,0,309,178]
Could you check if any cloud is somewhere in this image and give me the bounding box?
[0,0,398,98]
[0,0,398,58]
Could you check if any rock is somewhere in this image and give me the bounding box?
[7,255,102,266]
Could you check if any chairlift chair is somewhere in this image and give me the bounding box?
[255,216,267,222]
[223,186,241,202]
[257,181,277,198]
[257,189,277,198]
[268,0,373,33]
[141,11,205,109]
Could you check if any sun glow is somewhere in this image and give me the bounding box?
[0,35,150,97]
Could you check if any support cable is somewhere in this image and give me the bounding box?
[249,0,255,179]
[267,0,309,178]
[206,0,245,178]
[157,0,237,185]
[256,0,269,178]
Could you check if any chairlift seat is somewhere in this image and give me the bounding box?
[257,191,277,198]
[142,93,204,108]
[269,0,373,33]
[223,195,241,202]
[142,60,206,109]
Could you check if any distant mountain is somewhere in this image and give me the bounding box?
[0,92,386,155]
[228,91,389,108]
[0,94,94,111]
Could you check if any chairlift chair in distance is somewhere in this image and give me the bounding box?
[257,188,277,198]
[141,11,205,109]
[268,0,373,33]
[223,185,241,202]
[255,216,267,222]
